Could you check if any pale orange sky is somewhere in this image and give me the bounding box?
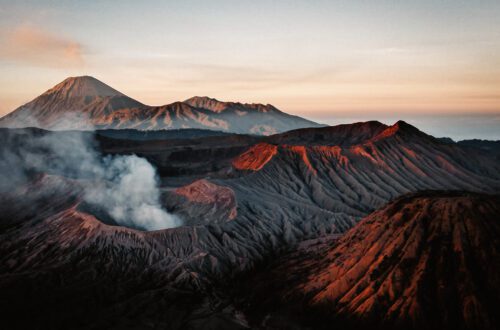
[0,0,499,120]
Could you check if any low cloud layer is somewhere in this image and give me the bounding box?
[0,129,181,230]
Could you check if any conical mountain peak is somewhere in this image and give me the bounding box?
[44,76,124,98]
[373,120,427,141]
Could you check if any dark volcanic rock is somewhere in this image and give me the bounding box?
[237,191,500,330]
[1,120,500,329]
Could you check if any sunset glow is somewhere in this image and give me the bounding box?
[1,0,499,138]
[1,2,500,328]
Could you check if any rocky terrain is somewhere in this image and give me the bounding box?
[0,119,499,329]
[0,76,323,134]
[238,191,500,330]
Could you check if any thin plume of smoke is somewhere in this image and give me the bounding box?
[0,129,181,230]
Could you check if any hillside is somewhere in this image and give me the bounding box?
[238,191,500,330]
[1,121,499,329]
[0,76,323,135]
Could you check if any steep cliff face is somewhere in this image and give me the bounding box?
[238,191,500,330]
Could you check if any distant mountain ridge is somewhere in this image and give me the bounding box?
[0,76,324,135]
[457,139,500,160]
[184,95,281,114]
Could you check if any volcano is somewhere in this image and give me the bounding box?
[0,76,144,129]
[240,191,500,330]
[0,118,499,329]
[0,76,323,134]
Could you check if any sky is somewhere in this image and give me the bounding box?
[0,0,499,139]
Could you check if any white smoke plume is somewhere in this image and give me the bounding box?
[0,128,181,230]
[84,155,181,230]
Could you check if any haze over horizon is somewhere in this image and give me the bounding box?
[2,3,500,328]
[1,0,499,139]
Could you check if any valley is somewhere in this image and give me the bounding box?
[1,119,499,329]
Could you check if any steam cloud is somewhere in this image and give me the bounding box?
[0,128,181,230]
[84,155,181,230]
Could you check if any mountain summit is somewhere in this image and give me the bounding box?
[0,76,144,129]
[183,96,228,112]
[0,76,323,134]
[44,76,125,98]
[183,96,280,114]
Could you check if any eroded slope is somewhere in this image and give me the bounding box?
[238,191,500,330]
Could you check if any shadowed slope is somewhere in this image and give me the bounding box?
[215,121,500,239]
[1,120,500,329]
[239,191,500,330]
[0,175,262,329]
[266,120,389,145]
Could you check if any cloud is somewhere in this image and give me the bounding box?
[0,25,84,67]
[0,128,181,230]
